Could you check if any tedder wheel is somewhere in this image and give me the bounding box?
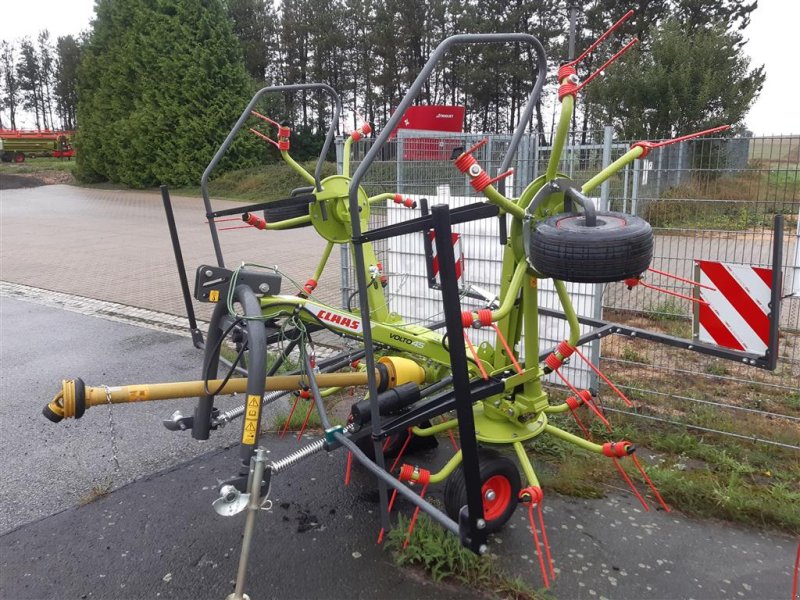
[444,448,520,534]
[14,152,25,163]
[527,210,653,284]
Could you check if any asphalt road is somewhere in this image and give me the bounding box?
[1,298,797,600]
[0,296,240,534]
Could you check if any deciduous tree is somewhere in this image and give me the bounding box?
[589,18,764,139]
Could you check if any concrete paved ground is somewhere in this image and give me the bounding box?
[0,185,343,319]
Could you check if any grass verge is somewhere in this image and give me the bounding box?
[79,480,113,505]
[532,413,800,534]
[386,513,547,600]
[0,157,76,175]
[170,160,337,201]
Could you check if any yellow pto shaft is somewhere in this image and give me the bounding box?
[43,355,426,422]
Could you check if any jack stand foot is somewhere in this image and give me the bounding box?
[228,447,270,600]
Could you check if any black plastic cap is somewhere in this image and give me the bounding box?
[42,404,63,423]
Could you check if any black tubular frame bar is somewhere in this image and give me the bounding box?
[200,83,342,267]
[345,33,548,548]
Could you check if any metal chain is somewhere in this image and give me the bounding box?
[102,385,122,472]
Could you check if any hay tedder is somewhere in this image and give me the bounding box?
[42,13,785,600]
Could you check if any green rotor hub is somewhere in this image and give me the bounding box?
[310,175,369,243]
[472,403,548,444]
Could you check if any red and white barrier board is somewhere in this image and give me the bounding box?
[696,260,772,354]
[429,230,464,282]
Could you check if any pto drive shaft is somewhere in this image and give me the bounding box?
[43,355,426,422]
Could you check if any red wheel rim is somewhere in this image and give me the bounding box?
[481,475,511,521]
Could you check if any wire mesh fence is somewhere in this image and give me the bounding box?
[337,129,800,448]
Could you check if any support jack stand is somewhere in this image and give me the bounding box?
[222,448,272,600]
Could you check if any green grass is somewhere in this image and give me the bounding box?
[79,480,113,505]
[644,298,688,322]
[620,345,650,364]
[541,412,800,534]
[170,160,338,201]
[386,513,546,600]
[271,401,324,433]
[0,156,76,175]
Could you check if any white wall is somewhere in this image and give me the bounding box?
[383,186,597,390]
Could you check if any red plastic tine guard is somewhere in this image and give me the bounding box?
[249,110,291,150]
[632,125,731,158]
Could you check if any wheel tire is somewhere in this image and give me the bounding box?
[263,198,312,224]
[354,423,440,461]
[444,448,520,534]
[14,152,25,163]
[528,211,653,283]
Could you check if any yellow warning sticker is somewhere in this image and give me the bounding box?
[241,394,260,444]
[209,289,220,302]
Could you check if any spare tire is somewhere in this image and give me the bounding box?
[528,211,653,283]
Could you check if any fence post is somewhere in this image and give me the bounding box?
[655,146,663,199]
[517,133,529,197]
[589,125,615,389]
[793,207,800,295]
[631,158,641,215]
[622,163,630,213]
[600,125,613,211]
[397,131,405,194]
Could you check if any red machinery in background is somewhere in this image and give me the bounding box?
[0,129,76,162]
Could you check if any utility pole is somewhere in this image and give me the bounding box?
[568,3,578,61]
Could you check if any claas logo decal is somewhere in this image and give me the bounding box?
[306,302,363,333]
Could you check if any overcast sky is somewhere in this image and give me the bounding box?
[1,0,797,135]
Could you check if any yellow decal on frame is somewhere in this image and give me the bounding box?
[241,394,260,444]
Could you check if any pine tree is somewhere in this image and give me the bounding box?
[1,41,20,129]
[54,35,81,130]
[77,0,258,187]
[38,31,56,130]
[16,38,43,129]
[226,0,278,83]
